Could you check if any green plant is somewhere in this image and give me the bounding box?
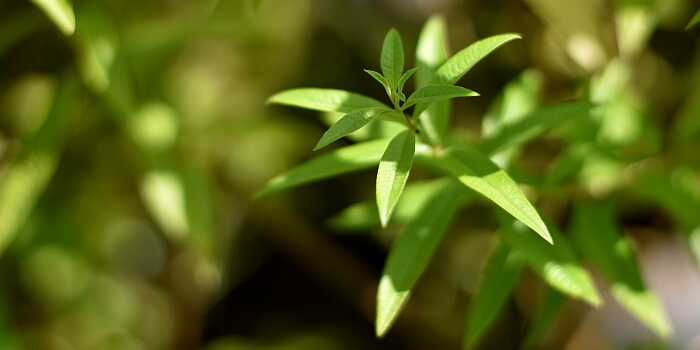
[258,16,675,347]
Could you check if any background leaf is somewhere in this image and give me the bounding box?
[30,0,75,35]
[464,242,524,348]
[376,182,460,337]
[496,211,601,306]
[268,88,390,113]
[571,201,672,337]
[687,9,700,30]
[255,138,391,197]
[314,107,391,150]
[380,28,405,90]
[432,145,552,243]
[376,130,415,227]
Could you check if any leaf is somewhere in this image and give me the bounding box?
[522,288,565,349]
[496,210,601,306]
[397,67,419,95]
[365,69,391,95]
[571,201,672,337]
[404,85,479,109]
[376,130,415,227]
[268,88,390,114]
[314,107,392,150]
[376,182,460,337]
[686,9,700,30]
[430,145,552,243]
[381,28,404,90]
[480,101,593,156]
[30,0,75,35]
[464,242,524,348]
[255,138,391,197]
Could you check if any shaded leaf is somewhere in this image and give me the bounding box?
[268,88,390,114]
[381,28,404,90]
[255,139,391,197]
[376,182,460,337]
[571,201,671,337]
[686,9,700,30]
[522,289,565,349]
[480,101,593,156]
[314,107,392,150]
[397,67,419,95]
[404,85,478,109]
[365,69,391,95]
[496,210,601,306]
[431,145,552,243]
[376,130,415,227]
[30,0,75,35]
[464,242,524,348]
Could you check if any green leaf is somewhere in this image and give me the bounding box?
[571,201,671,337]
[268,88,390,114]
[480,101,593,156]
[397,67,419,95]
[381,28,404,90]
[376,182,460,337]
[522,288,565,349]
[30,0,75,35]
[376,130,415,227]
[464,242,524,348]
[365,69,391,95]
[496,210,601,306]
[687,9,700,30]
[431,145,552,243]
[255,138,391,197]
[432,33,521,86]
[314,107,392,150]
[404,85,478,109]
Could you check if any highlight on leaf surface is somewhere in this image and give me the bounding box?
[314,107,392,150]
[268,88,390,114]
[376,130,415,227]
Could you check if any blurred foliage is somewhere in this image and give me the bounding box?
[0,0,698,349]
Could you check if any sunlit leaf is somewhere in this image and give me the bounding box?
[404,85,478,109]
[571,201,671,337]
[314,107,392,150]
[496,210,601,306]
[431,145,552,243]
[464,242,524,348]
[381,28,404,90]
[255,138,391,197]
[268,88,390,114]
[376,182,460,337]
[480,101,593,156]
[30,0,75,35]
[685,9,700,30]
[376,130,415,227]
[397,67,419,94]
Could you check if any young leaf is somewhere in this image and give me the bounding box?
[571,201,672,337]
[687,9,700,30]
[430,145,552,243]
[376,182,460,337]
[464,242,524,348]
[403,85,479,109]
[268,88,390,114]
[480,101,593,156]
[381,28,405,91]
[496,210,601,306]
[376,130,415,227]
[365,69,391,95]
[397,67,419,95]
[314,107,392,150]
[30,0,75,35]
[255,138,391,197]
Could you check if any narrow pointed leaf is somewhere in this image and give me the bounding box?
[522,289,566,349]
[687,9,700,30]
[381,28,404,90]
[404,85,478,109]
[30,0,75,35]
[397,67,419,94]
[376,182,460,337]
[480,101,593,156]
[464,242,524,348]
[431,145,552,243]
[314,107,391,150]
[496,210,601,306]
[268,88,390,114]
[571,201,672,337]
[365,69,391,93]
[415,15,451,145]
[255,139,390,197]
[377,130,415,227]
